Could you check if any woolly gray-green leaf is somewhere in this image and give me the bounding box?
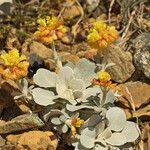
[87,114,103,128]
[62,124,68,133]
[66,104,93,112]
[57,66,74,84]
[33,68,57,88]
[74,58,96,87]
[122,121,140,142]
[106,107,126,131]
[32,88,55,106]
[80,128,95,149]
[69,79,85,91]
[105,133,127,146]
[51,117,62,125]
[105,89,117,104]
[100,128,112,139]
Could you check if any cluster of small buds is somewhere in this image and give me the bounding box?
[34,16,67,44]
[0,49,29,80]
[87,20,118,49]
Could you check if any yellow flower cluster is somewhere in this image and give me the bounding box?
[92,71,112,88]
[0,49,29,80]
[66,117,84,137]
[87,20,118,49]
[97,71,111,83]
[34,16,66,44]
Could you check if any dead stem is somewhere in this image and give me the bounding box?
[71,0,84,40]
[108,0,115,24]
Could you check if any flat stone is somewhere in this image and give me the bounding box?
[6,131,58,150]
[29,41,53,59]
[118,81,150,109]
[100,45,135,83]
[0,113,44,134]
[62,1,81,21]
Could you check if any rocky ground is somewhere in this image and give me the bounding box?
[0,0,149,150]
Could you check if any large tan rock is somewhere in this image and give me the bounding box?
[100,45,135,83]
[0,114,44,134]
[6,131,58,150]
[118,81,150,109]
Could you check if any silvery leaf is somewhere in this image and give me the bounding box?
[73,58,96,87]
[95,120,105,136]
[105,89,117,104]
[62,124,68,133]
[121,121,140,142]
[51,117,62,125]
[57,66,74,84]
[66,104,94,112]
[80,128,95,149]
[73,90,83,100]
[32,88,56,106]
[69,78,85,91]
[105,133,127,146]
[33,68,57,88]
[82,114,102,130]
[56,81,67,97]
[103,63,115,70]
[106,107,126,131]
[98,128,112,139]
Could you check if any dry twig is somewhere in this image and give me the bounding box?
[108,0,115,24]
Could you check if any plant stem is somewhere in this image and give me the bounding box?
[51,42,62,68]
[100,88,107,106]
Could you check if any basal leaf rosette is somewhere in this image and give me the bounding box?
[73,107,140,150]
[0,49,29,80]
[32,58,97,106]
[34,16,67,44]
[87,20,118,49]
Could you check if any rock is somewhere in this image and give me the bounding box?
[86,0,100,13]
[59,52,80,64]
[0,113,44,134]
[62,1,81,21]
[29,41,53,60]
[0,82,22,119]
[0,136,5,147]
[6,131,58,150]
[133,33,150,79]
[0,145,23,150]
[117,81,150,109]
[124,105,150,120]
[100,45,135,83]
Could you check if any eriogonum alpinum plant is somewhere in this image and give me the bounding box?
[9,15,140,150]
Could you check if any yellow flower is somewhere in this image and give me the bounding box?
[66,117,84,137]
[97,71,111,83]
[0,49,29,80]
[34,16,66,44]
[92,71,112,88]
[87,20,118,49]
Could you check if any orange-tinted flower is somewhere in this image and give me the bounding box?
[66,117,84,137]
[34,16,66,44]
[0,49,29,80]
[92,71,113,88]
[87,20,118,49]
